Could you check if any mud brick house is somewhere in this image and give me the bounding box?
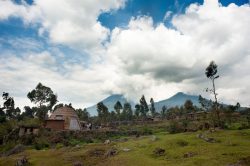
[45,106,81,131]
[19,125,40,137]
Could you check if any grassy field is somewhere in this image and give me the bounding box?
[1,129,250,166]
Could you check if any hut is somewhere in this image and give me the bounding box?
[45,106,81,131]
[19,125,40,137]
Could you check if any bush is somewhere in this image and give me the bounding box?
[68,139,81,146]
[238,123,249,130]
[141,127,153,135]
[176,139,188,147]
[20,134,36,145]
[55,143,64,149]
[0,141,16,153]
[34,137,50,150]
[168,121,184,134]
[0,120,17,144]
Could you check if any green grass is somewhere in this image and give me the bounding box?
[1,129,250,166]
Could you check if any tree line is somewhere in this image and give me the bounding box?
[0,61,250,128]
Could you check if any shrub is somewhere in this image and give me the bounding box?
[20,134,36,145]
[55,143,64,149]
[176,139,188,147]
[68,139,81,146]
[0,141,16,153]
[141,127,153,135]
[238,123,249,130]
[168,121,184,134]
[34,137,50,150]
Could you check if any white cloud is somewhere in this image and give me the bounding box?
[0,0,250,110]
[163,11,172,22]
[105,0,250,105]
[0,51,121,113]
[0,0,126,55]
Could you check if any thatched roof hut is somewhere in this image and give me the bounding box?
[45,106,81,131]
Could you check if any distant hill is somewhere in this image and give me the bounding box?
[86,92,203,115]
[154,92,201,111]
[86,94,135,116]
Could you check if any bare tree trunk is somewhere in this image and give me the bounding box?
[212,78,220,125]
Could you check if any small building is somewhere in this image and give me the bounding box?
[186,111,209,120]
[45,106,81,131]
[19,125,40,137]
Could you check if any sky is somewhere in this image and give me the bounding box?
[0,0,250,112]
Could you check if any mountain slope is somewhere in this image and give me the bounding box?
[154,92,201,111]
[86,92,202,115]
[86,94,135,115]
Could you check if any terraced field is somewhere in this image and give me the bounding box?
[1,129,250,166]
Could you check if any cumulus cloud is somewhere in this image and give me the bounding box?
[0,51,121,112]
[106,0,250,105]
[0,0,126,55]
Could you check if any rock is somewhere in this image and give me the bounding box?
[151,135,157,141]
[197,133,216,143]
[183,152,197,158]
[104,139,111,144]
[4,144,24,156]
[87,148,105,157]
[204,137,216,143]
[15,156,28,166]
[122,148,131,152]
[153,147,165,156]
[105,148,118,158]
[227,156,250,166]
[73,161,83,166]
[197,133,204,139]
[119,138,128,142]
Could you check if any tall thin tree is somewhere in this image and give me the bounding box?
[205,61,220,124]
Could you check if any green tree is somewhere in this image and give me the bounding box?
[161,105,167,118]
[53,103,64,112]
[224,102,240,125]
[22,106,35,118]
[114,101,123,120]
[27,83,58,120]
[198,95,212,111]
[76,108,90,121]
[184,100,194,113]
[150,98,156,117]
[27,83,57,108]
[205,61,220,125]
[139,95,149,118]
[109,111,116,121]
[122,102,133,121]
[134,104,140,118]
[0,107,6,123]
[97,102,109,123]
[2,92,20,120]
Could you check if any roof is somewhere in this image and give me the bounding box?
[45,119,64,121]
[50,106,78,119]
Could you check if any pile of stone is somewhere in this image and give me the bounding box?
[153,147,165,156]
[183,152,197,158]
[104,148,118,158]
[197,133,216,143]
[15,156,28,166]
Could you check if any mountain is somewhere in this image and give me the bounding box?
[86,94,135,116]
[154,92,201,111]
[86,92,202,115]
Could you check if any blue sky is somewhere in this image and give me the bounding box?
[0,0,248,59]
[0,0,250,111]
[0,0,248,53]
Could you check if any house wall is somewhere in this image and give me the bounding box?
[45,120,64,130]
